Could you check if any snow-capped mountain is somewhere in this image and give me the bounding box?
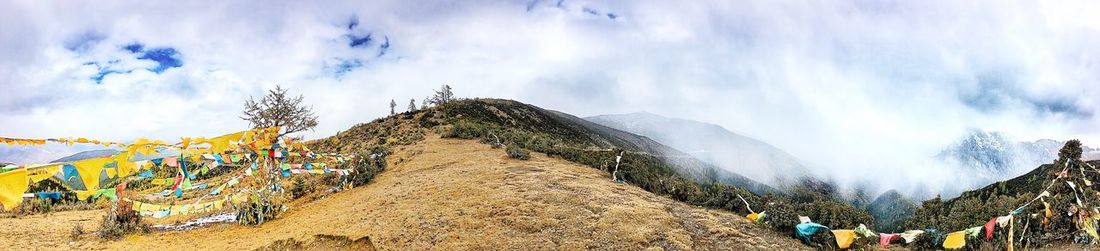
[937,129,1098,180]
[585,112,815,190]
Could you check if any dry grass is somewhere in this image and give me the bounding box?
[0,135,810,250]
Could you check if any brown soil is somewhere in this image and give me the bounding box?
[0,135,808,250]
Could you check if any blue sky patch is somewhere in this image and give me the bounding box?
[377,36,390,57]
[348,33,373,48]
[85,62,133,84]
[122,42,144,53]
[325,58,363,78]
[137,47,183,73]
[582,7,600,16]
[347,15,359,30]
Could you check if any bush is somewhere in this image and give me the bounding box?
[14,198,53,215]
[70,223,84,241]
[237,190,288,226]
[290,176,311,199]
[97,200,148,240]
[506,145,530,160]
[441,121,486,139]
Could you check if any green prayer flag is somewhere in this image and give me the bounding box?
[94,188,117,200]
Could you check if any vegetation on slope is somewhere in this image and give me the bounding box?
[312,98,872,245]
[905,140,1099,249]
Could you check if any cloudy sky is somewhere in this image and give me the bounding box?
[2,1,1098,194]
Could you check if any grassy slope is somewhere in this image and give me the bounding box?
[312,99,871,236]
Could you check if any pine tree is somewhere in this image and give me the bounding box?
[389,99,396,115]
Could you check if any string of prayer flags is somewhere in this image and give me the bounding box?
[0,137,48,145]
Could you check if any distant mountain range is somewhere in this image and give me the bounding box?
[0,144,113,165]
[936,129,1099,180]
[51,149,120,163]
[586,112,816,190]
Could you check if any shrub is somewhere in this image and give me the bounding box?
[237,190,288,226]
[290,176,311,199]
[97,200,148,240]
[506,145,530,160]
[441,121,486,139]
[14,197,53,215]
[70,223,84,241]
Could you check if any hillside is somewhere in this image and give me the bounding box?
[906,152,1100,249]
[310,99,871,237]
[867,190,917,233]
[1,135,810,250]
[586,112,815,191]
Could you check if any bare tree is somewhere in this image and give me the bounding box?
[429,84,454,105]
[389,99,397,115]
[421,96,430,109]
[408,98,417,112]
[241,85,319,137]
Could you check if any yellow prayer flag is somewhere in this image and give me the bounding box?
[1086,218,1100,240]
[0,168,29,210]
[116,159,138,177]
[73,157,111,190]
[943,231,966,249]
[26,164,61,183]
[105,168,117,179]
[75,190,96,200]
[832,230,855,249]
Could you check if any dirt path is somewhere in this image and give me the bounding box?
[1,135,809,250]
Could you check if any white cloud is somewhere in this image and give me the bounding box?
[1,0,1098,196]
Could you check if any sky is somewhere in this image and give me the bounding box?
[2,1,1099,196]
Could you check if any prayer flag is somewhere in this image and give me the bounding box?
[0,168,29,210]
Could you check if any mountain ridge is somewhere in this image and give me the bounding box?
[585,112,816,191]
